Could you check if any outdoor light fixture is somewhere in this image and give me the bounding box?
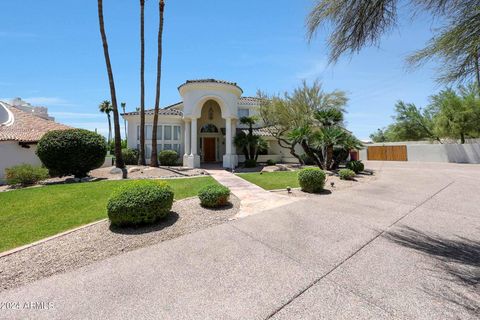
[330,181,335,188]
[287,186,292,193]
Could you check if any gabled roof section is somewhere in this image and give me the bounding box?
[178,79,243,93]
[239,96,262,106]
[0,102,71,143]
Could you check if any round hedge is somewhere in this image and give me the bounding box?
[198,185,231,208]
[298,168,326,193]
[338,168,356,180]
[36,129,107,178]
[346,160,364,174]
[107,180,174,227]
[122,148,139,165]
[159,150,179,166]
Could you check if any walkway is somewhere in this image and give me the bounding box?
[205,168,300,218]
[1,161,479,319]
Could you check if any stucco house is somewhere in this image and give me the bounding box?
[0,99,71,181]
[122,79,301,168]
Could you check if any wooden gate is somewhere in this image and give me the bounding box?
[367,145,408,161]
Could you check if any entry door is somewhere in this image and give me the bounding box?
[203,138,216,162]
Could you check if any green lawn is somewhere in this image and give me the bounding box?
[236,171,300,190]
[0,176,218,253]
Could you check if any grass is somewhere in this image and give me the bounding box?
[236,171,299,190]
[0,176,219,253]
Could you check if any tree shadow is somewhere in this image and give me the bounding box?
[384,226,480,316]
[200,202,234,211]
[109,211,179,235]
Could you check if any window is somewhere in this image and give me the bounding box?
[145,145,152,158]
[163,143,172,150]
[200,124,219,133]
[137,126,139,140]
[157,144,162,152]
[146,125,153,140]
[164,126,172,140]
[174,126,181,140]
[173,144,180,154]
[238,108,249,118]
[157,125,162,140]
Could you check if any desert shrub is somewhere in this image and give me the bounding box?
[244,159,257,168]
[107,180,174,227]
[122,148,138,165]
[346,160,364,173]
[198,185,231,208]
[266,159,277,166]
[298,168,326,193]
[159,150,179,166]
[300,153,316,165]
[5,164,49,186]
[36,129,107,178]
[338,169,356,180]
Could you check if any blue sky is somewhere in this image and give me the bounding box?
[0,0,443,140]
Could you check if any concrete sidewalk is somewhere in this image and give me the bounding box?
[0,161,479,319]
[205,168,300,218]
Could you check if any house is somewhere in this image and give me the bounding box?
[0,99,71,182]
[122,79,302,168]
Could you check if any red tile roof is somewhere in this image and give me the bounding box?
[0,103,71,143]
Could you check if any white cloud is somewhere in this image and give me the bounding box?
[51,112,103,119]
[0,97,77,107]
[295,59,328,81]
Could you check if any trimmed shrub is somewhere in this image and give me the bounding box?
[122,148,139,165]
[298,168,326,193]
[346,160,364,174]
[5,164,49,186]
[338,169,356,180]
[36,129,107,178]
[198,185,231,208]
[159,150,179,166]
[266,159,277,166]
[244,159,257,168]
[107,180,174,227]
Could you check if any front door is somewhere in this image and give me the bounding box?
[203,138,216,162]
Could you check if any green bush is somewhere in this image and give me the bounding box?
[107,180,174,227]
[338,169,356,180]
[266,159,277,166]
[159,150,179,166]
[298,168,326,193]
[244,159,257,168]
[122,148,138,165]
[5,164,49,186]
[346,160,364,173]
[36,129,107,178]
[198,185,231,208]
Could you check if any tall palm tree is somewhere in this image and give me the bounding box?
[121,102,127,140]
[97,0,125,171]
[138,0,146,165]
[99,100,113,145]
[150,0,166,167]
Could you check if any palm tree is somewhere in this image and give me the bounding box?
[97,0,125,171]
[150,0,166,167]
[99,100,113,145]
[138,0,146,165]
[121,102,127,140]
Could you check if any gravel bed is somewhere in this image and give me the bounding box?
[0,196,239,292]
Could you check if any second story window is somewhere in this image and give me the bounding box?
[238,108,249,118]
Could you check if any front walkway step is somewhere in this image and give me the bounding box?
[205,169,300,218]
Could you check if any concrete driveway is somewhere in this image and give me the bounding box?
[1,161,479,319]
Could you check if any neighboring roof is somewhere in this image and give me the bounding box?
[122,108,183,117]
[239,96,262,106]
[0,102,71,143]
[238,127,274,137]
[178,79,243,93]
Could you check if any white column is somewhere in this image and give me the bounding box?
[225,117,232,155]
[184,120,191,156]
[190,118,198,156]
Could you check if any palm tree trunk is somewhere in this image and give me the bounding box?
[107,114,112,145]
[460,132,465,144]
[138,0,146,165]
[150,0,165,167]
[98,0,125,174]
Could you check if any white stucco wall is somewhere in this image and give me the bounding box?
[0,141,42,181]
[359,142,480,164]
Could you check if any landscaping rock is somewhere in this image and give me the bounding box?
[128,167,142,174]
[109,167,123,175]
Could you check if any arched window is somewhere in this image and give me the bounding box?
[200,124,219,133]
